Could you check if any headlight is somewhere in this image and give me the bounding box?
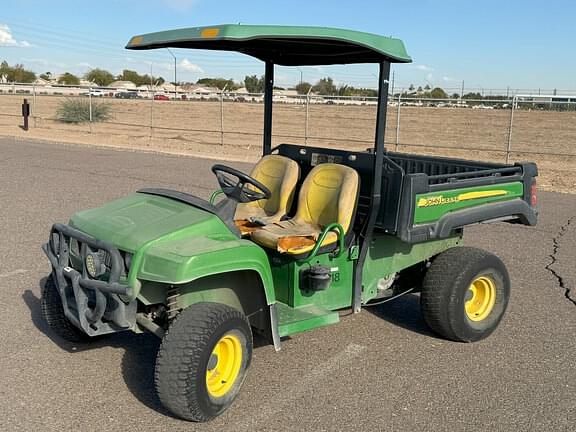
[85,253,101,278]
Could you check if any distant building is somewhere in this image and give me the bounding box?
[160,82,176,93]
[194,86,220,94]
[275,89,299,97]
[109,80,137,89]
[34,77,52,86]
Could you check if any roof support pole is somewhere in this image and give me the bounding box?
[263,61,274,155]
[352,60,390,313]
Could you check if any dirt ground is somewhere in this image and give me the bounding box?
[0,94,574,192]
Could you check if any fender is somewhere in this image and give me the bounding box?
[132,235,276,305]
[134,237,280,349]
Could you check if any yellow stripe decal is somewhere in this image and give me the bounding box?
[457,190,507,201]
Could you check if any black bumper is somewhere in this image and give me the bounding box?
[43,223,136,336]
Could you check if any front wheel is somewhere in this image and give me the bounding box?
[41,275,90,343]
[155,302,253,422]
[420,247,510,342]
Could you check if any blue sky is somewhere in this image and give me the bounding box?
[1,0,575,93]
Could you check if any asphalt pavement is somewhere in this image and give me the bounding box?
[0,137,574,431]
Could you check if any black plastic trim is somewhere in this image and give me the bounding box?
[263,61,274,155]
[42,223,136,336]
[398,199,538,243]
[428,173,524,192]
[352,60,390,313]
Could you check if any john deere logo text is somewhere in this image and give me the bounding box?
[417,195,459,207]
[417,190,508,208]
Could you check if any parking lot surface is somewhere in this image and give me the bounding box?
[1,137,574,431]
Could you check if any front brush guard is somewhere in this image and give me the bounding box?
[42,223,136,336]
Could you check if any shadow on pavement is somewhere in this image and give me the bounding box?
[23,277,274,419]
[22,279,173,417]
[120,333,175,417]
[365,293,440,339]
[23,277,129,353]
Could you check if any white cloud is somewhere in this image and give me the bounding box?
[414,64,433,71]
[180,58,203,73]
[0,24,33,47]
[154,58,203,75]
[426,73,434,82]
[443,76,457,82]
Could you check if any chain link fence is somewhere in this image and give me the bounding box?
[1,83,575,191]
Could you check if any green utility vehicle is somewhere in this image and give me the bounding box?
[41,24,538,422]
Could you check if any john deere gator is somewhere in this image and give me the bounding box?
[41,24,538,421]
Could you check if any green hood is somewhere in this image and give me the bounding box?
[69,192,233,252]
[67,192,274,302]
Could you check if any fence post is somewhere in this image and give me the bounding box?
[88,88,93,133]
[150,90,154,138]
[32,84,37,128]
[22,98,30,131]
[395,93,401,151]
[220,83,229,146]
[506,96,516,164]
[305,86,312,145]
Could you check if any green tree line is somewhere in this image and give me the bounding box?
[1,59,493,100]
[0,61,167,87]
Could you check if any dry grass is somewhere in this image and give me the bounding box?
[0,94,574,192]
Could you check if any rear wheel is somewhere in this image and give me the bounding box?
[420,247,510,342]
[41,275,90,343]
[155,302,252,422]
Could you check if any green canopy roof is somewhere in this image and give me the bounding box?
[126,24,411,66]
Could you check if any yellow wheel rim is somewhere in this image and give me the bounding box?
[465,276,497,321]
[206,333,243,398]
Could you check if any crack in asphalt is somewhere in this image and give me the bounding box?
[545,216,575,306]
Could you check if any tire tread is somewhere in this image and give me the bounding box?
[155,302,252,422]
[421,247,508,342]
[41,275,89,343]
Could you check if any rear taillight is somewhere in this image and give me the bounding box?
[530,181,537,207]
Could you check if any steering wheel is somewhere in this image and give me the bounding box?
[211,164,271,203]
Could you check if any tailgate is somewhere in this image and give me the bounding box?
[397,162,538,243]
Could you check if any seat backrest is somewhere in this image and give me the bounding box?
[294,163,359,232]
[236,154,300,219]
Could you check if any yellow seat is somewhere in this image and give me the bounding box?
[234,155,300,231]
[251,163,359,255]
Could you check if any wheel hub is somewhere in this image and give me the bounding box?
[465,276,496,321]
[206,333,243,398]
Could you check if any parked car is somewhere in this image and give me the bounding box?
[115,91,138,99]
[154,94,169,101]
[84,89,107,97]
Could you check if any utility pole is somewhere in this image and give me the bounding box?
[167,48,177,100]
[460,80,464,100]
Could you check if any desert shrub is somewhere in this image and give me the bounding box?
[56,98,112,123]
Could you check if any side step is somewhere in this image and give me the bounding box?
[276,302,339,337]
